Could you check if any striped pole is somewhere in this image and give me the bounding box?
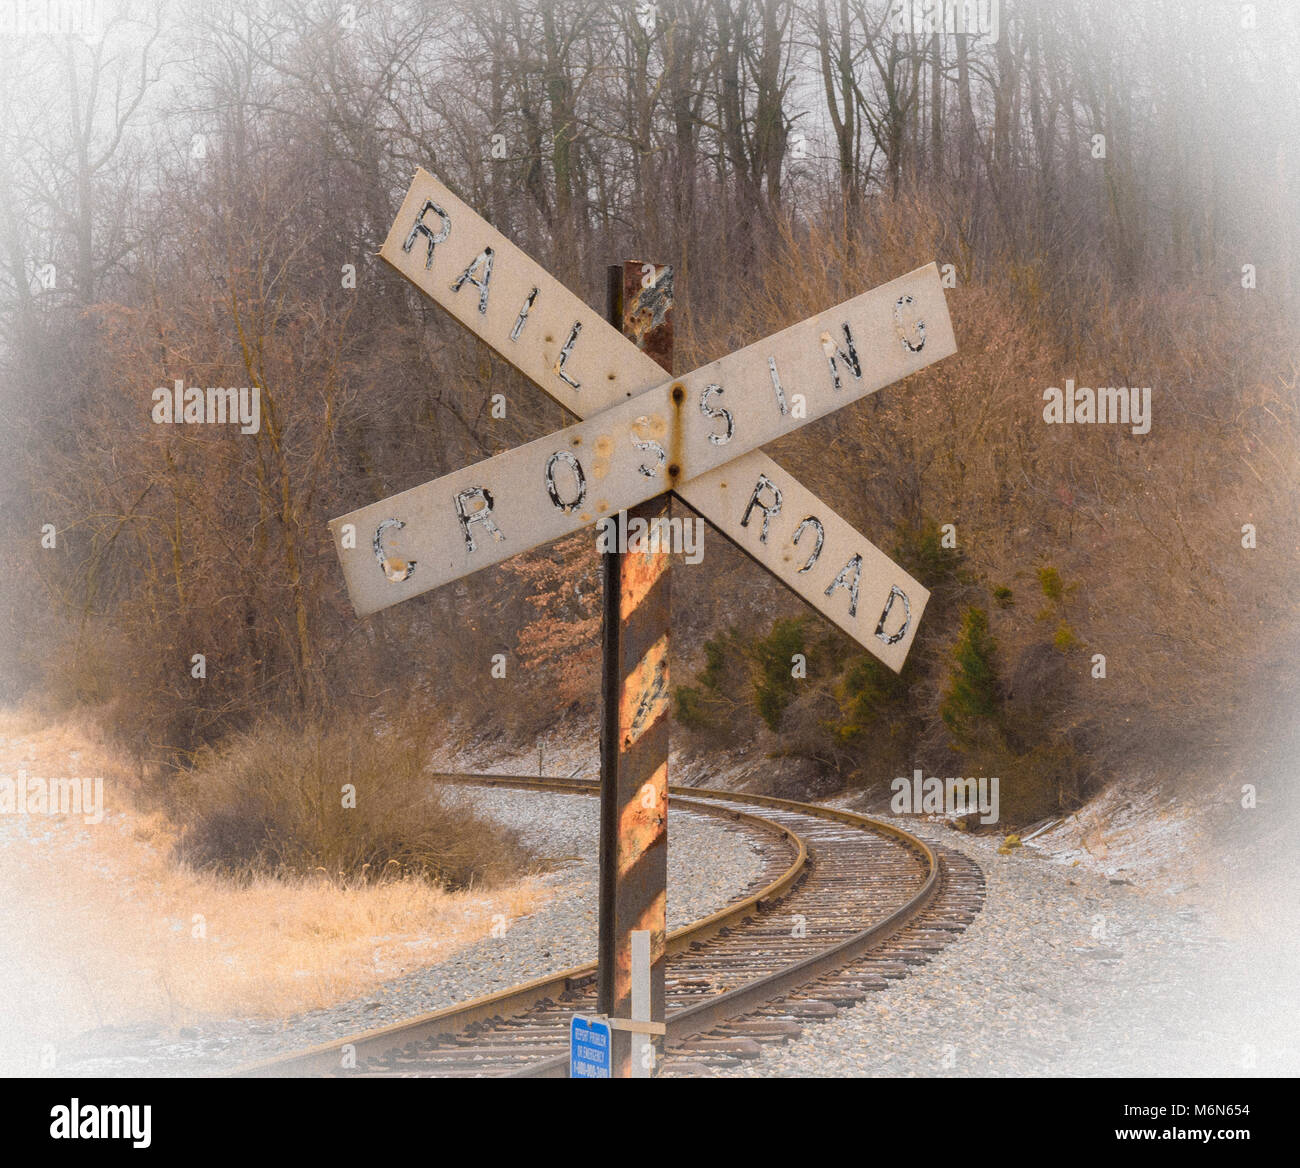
[597,261,673,1077]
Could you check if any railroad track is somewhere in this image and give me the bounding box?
[238,775,984,1078]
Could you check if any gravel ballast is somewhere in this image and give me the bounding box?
[714,814,1300,1078]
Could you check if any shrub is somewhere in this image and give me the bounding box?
[169,715,535,889]
[1037,565,1066,603]
[672,629,747,744]
[1053,621,1080,652]
[828,652,919,784]
[836,654,911,741]
[941,606,1004,750]
[673,685,710,731]
[748,617,811,732]
[893,518,972,593]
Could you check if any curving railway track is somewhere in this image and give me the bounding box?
[237,775,984,1078]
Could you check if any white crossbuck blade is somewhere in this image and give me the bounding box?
[329,170,957,671]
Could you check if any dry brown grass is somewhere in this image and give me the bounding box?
[0,709,551,1071]
[168,712,537,888]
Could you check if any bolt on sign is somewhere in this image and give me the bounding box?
[330,169,957,671]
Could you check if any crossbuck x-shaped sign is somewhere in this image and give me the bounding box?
[329,170,957,671]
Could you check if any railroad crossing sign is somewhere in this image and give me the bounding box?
[328,169,956,1077]
[329,169,956,671]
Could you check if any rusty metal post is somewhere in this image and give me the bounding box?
[597,261,673,1078]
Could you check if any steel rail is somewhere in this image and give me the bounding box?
[503,783,941,1078]
[235,779,806,1077]
[237,775,944,1079]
